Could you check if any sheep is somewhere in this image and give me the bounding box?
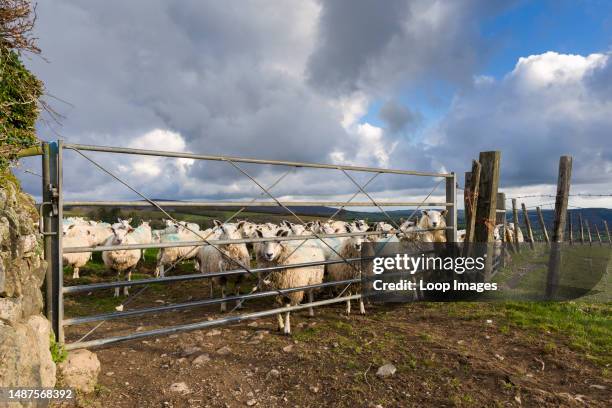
[197,221,250,312]
[255,227,325,334]
[178,221,200,232]
[156,226,217,277]
[326,224,367,315]
[373,221,395,238]
[351,219,369,232]
[505,222,524,243]
[102,226,141,297]
[281,221,309,236]
[62,231,92,279]
[400,210,448,243]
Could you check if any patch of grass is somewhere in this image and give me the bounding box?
[293,326,321,342]
[49,333,67,363]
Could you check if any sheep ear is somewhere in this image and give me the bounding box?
[237,220,246,230]
[127,218,132,223]
[256,229,264,238]
[68,224,75,230]
[213,220,222,227]
[441,210,448,217]
[422,210,429,216]
[345,225,351,233]
[276,229,289,237]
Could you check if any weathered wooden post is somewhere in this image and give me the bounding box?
[521,203,535,249]
[546,156,572,300]
[474,151,501,280]
[536,206,550,244]
[579,214,585,244]
[511,198,522,252]
[594,224,602,245]
[496,192,507,266]
[604,221,611,247]
[586,220,593,246]
[464,160,481,244]
[568,212,573,245]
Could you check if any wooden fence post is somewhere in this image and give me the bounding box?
[604,221,611,247]
[547,156,572,299]
[521,203,536,249]
[496,192,507,266]
[511,198,522,252]
[464,160,481,244]
[579,214,585,244]
[594,224,602,245]
[536,206,550,244]
[474,151,501,280]
[568,212,573,245]
[586,220,593,246]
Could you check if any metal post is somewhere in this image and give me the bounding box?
[41,143,53,320]
[49,141,64,343]
[445,172,457,242]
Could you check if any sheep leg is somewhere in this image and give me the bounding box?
[346,294,351,315]
[124,269,132,296]
[359,297,366,315]
[283,309,291,335]
[72,267,80,279]
[308,290,315,317]
[235,282,242,309]
[220,285,227,313]
[276,313,284,331]
[114,270,120,297]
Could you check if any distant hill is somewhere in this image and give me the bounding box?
[65,200,612,233]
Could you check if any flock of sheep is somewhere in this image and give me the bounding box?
[62,210,522,334]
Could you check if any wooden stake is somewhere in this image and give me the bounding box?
[536,206,550,244]
[521,203,536,249]
[594,224,602,245]
[579,213,585,244]
[474,151,501,280]
[464,160,481,244]
[511,198,522,252]
[604,221,611,247]
[567,212,573,245]
[547,156,572,299]
[586,220,593,246]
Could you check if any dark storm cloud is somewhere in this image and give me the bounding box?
[307,0,516,96]
[379,100,422,133]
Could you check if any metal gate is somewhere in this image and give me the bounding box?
[37,140,457,349]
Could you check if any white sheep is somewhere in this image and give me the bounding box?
[198,221,250,312]
[102,226,141,297]
[326,224,366,315]
[62,232,92,279]
[255,227,325,334]
[156,226,216,277]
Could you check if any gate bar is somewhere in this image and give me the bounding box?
[62,228,450,253]
[64,278,360,326]
[65,294,361,350]
[63,200,453,207]
[64,143,452,177]
[49,141,65,343]
[63,256,372,294]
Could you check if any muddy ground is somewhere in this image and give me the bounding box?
[53,293,610,407]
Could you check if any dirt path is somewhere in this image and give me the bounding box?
[54,301,610,408]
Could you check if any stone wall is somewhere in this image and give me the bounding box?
[0,173,56,400]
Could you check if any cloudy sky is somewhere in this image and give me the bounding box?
[15,0,612,210]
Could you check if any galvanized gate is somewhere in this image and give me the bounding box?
[38,140,457,349]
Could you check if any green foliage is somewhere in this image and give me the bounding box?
[0,47,43,170]
[49,333,68,363]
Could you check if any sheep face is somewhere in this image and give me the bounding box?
[111,226,134,245]
[346,225,364,252]
[352,219,369,232]
[256,228,289,262]
[420,210,448,229]
[289,223,307,235]
[216,222,242,241]
[237,221,257,239]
